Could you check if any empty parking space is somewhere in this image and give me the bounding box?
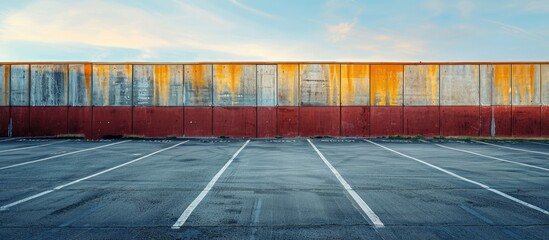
[0,138,547,239]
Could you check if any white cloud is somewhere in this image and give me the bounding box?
[423,0,475,17]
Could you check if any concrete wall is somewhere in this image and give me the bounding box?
[1,62,547,138]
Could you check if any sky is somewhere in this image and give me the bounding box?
[0,0,547,62]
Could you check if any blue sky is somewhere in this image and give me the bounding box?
[0,0,547,61]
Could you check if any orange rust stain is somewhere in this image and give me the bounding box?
[493,65,511,105]
[370,65,403,106]
[341,64,369,105]
[3,65,10,105]
[124,65,132,81]
[154,65,170,106]
[328,64,340,105]
[278,64,299,105]
[425,65,439,106]
[214,65,242,103]
[513,64,537,104]
[94,65,110,105]
[84,64,92,105]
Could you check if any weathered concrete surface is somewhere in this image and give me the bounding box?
[300,64,340,106]
[184,65,213,106]
[213,65,256,106]
[133,65,183,106]
[92,65,133,106]
[0,65,9,106]
[68,64,92,106]
[440,65,480,106]
[341,64,369,106]
[278,64,299,106]
[480,65,512,106]
[512,64,540,106]
[404,65,439,106]
[257,65,277,106]
[30,65,68,106]
[541,64,549,105]
[371,65,403,106]
[10,65,29,106]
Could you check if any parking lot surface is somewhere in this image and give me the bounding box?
[0,137,547,239]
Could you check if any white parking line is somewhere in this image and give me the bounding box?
[172,140,250,229]
[0,140,189,211]
[471,140,549,156]
[528,141,549,146]
[307,139,384,228]
[0,138,18,142]
[0,140,69,153]
[366,140,549,216]
[0,140,132,170]
[421,140,549,172]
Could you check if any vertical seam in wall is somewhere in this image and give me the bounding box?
[8,65,11,137]
[130,64,134,136]
[478,64,481,136]
[27,64,30,136]
[369,64,372,137]
[539,65,542,137]
[402,64,405,135]
[256,65,258,138]
[182,64,185,137]
[211,65,214,136]
[339,64,342,137]
[65,65,69,135]
[438,64,442,136]
[275,65,278,137]
[510,64,513,136]
[298,64,301,137]
[91,64,94,139]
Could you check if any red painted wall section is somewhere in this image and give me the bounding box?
[440,107,480,136]
[299,107,340,137]
[29,107,68,136]
[213,107,256,138]
[277,107,299,137]
[68,107,92,138]
[480,106,512,137]
[257,107,276,138]
[0,107,8,137]
[341,107,369,137]
[92,107,132,139]
[10,107,30,137]
[404,107,439,137]
[542,106,549,137]
[370,107,403,136]
[133,107,184,137]
[184,107,212,137]
[512,106,541,137]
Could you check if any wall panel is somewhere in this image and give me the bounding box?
[300,64,340,106]
[133,65,183,106]
[404,65,439,106]
[480,65,511,106]
[30,64,68,106]
[0,65,9,106]
[299,107,340,137]
[370,65,403,106]
[10,65,29,106]
[257,65,277,106]
[278,64,299,106]
[540,64,549,105]
[184,107,213,137]
[512,64,540,106]
[341,64,369,106]
[440,65,479,106]
[69,64,92,106]
[213,65,256,106]
[341,106,369,136]
[93,64,133,106]
[184,65,213,106]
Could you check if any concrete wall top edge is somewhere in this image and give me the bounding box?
[1,61,549,65]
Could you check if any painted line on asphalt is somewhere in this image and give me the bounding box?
[0,140,132,170]
[366,140,549,216]
[0,138,18,142]
[308,139,384,228]
[0,140,69,153]
[0,140,189,211]
[527,141,549,146]
[421,140,549,172]
[471,140,549,156]
[172,140,250,229]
